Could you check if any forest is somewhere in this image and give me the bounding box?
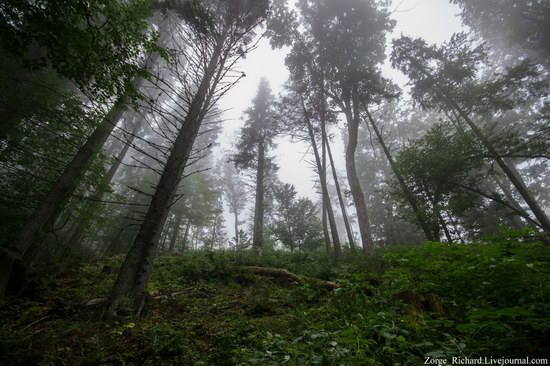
[0,0,549,364]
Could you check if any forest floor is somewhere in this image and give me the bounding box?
[1,238,549,365]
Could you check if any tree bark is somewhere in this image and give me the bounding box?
[252,139,265,256]
[233,211,239,244]
[104,40,223,317]
[321,200,332,255]
[104,226,125,257]
[302,99,341,257]
[343,88,375,255]
[326,137,356,252]
[438,211,453,243]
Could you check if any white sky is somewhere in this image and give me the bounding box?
[217,0,464,239]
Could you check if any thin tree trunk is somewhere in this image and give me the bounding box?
[318,62,334,255]
[233,211,239,244]
[105,227,125,257]
[438,211,453,243]
[450,100,550,235]
[252,139,265,256]
[67,116,145,251]
[364,109,437,241]
[343,88,375,255]
[191,226,200,250]
[302,98,341,257]
[160,215,173,251]
[104,40,223,317]
[180,218,192,252]
[321,201,332,255]
[168,210,184,253]
[326,137,356,252]
[493,174,526,229]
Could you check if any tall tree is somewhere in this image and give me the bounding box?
[300,97,342,256]
[0,1,160,297]
[278,0,395,254]
[276,88,342,255]
[233,78,278,256]
[221,162,247,245]
[391,34,550,236]
[105,0,271,317]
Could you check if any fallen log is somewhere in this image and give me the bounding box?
[241,266,339,291]
[84,297,107,307]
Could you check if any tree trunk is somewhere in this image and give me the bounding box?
[180,218,191,252]
[0,102,127,298]
[252,139,265,257]
[104,41,223,317]
[318,62,333,255]
[364,109,437,241]
[438,211,453,243]
[326,137,356,252]
[233,211,239,244]
[450,100,550,235]
[321,201,332,255]
[67,116,145,251]
[168,210,185,253]
[462,111,549,234]
[302,99,341,257]
[105,227,125,257]
[343,88,375,255]
[191,226,200,250]
[493,174,527,229]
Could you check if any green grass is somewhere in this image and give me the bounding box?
[1,239,549,365]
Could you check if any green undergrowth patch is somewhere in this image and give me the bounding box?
[0,239,549,365]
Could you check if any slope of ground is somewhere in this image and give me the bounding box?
[1,238,549,365]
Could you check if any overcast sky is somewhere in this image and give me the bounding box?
[217,0,464,239]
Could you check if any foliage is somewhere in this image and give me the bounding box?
[270,182,323,252]
[233,78,278,170]
[391,33,547,117]
[0,62,110,246]
[0,0,159,101]
[1,239,548,364]
[450,0,550,62]
[391,122,484,239]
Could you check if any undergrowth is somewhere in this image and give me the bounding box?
[0,238,548,365]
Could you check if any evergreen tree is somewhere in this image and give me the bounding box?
[105,0,271,317]
[233,78,278,256]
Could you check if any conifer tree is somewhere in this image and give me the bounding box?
[233,78,278,256]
